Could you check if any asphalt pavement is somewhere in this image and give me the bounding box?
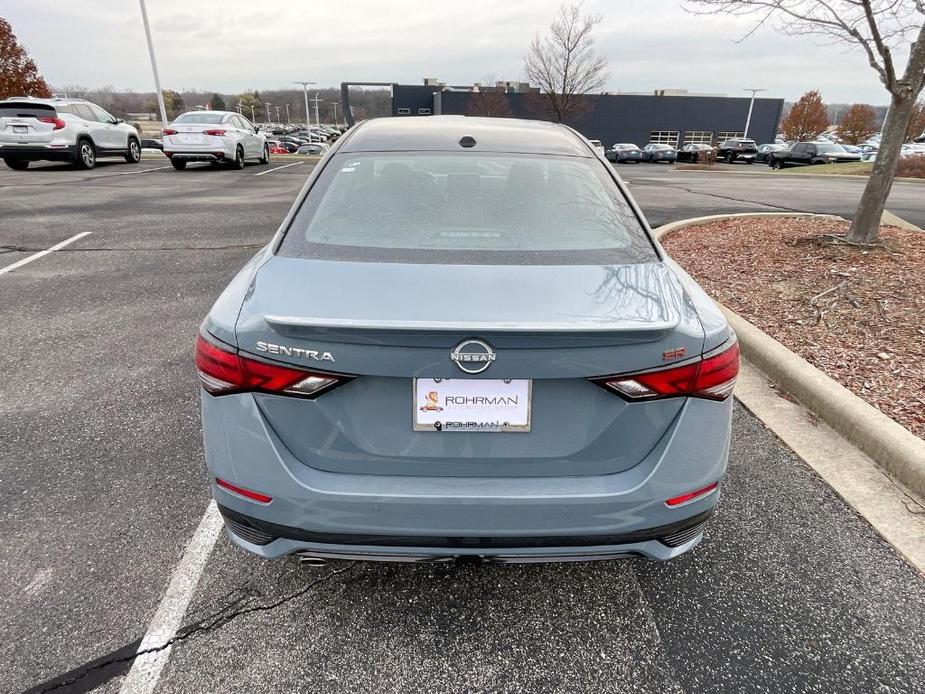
[1,157,922,694]
[618,162,925,228]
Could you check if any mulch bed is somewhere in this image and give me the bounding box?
[661,217,925,439]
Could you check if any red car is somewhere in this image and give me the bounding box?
[268,141,289,155]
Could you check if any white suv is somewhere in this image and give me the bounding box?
[0,97,141,170]
[162,111,268,170]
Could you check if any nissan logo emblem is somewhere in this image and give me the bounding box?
[450,339,496,374]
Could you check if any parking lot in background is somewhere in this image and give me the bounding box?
[1,159,923,694]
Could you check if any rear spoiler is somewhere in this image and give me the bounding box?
[264,315,680,333]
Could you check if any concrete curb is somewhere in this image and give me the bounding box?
[653,213,925,501]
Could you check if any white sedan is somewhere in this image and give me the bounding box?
[162,111,268,170]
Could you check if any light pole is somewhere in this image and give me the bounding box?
[330,101,340,128]
[743,88,765,139]
[294,81,316,126]
[265,102,272,123]
[249,105,256,123]
[275,105,280,122]
[237,100,243,115]
[285,103,290,124]
[310,92,322,127]
[138,0,168,128]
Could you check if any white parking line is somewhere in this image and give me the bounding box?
[254,161,303,176]
[110,165,172,176]
[119,500,223,694]
[0,231,92,276]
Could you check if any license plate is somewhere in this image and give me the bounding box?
[177,134,205,144]
[413,378,531,432]
[12,126,27,134]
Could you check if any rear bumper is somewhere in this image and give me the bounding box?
[0,143,76,161]
[163,139,235,161]
[202,392,731,562]
[166,151,228,162]
[219,503,713,562]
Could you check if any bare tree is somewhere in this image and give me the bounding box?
[466,87,514,117]
[524,3,609,122]
[465,75,514,117]
[685,1,925,245]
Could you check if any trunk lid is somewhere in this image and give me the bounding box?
[232,257,705,477]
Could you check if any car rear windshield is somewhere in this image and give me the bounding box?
[816,143,846,153]
[0,103,56,119]
[173,113,225,124]
[277,152,657,265]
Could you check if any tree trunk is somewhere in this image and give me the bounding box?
[845,93,915,245]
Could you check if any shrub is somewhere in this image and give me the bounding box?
[895,155,925,179]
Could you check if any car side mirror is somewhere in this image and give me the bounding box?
[255,126,260,134]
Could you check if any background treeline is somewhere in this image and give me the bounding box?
[50,85,393,123]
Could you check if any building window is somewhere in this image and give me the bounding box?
[718,131,745,141]
[684,130,713,145]
[397,107,411,115]
[418,107,432,115]
[649,130,679,146]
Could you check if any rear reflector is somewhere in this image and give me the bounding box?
[215,477,272,504]
[665,482,718,507]
[38,116,66,130]
[597,338,739,401]
[194,333,346,398]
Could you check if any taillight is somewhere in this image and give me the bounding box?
[162,128,177,135]
[194,333,345,398]
[38,116,66,130]
[596,338,739,401]
[203,129,226,136]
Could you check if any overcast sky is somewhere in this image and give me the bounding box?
[5,0,896,104]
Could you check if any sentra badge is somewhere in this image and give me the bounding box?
[255,341,335,362]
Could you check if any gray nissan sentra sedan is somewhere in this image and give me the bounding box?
[195,116,738,564]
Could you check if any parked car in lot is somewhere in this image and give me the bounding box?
[676,143,715,163]
[275,140,299,153]
[268,141,290,155]
[901,143,925,158]
[588,139,606,156]
[606,143,645,163]
[767,141,862,168]
[715,138,758,164]
[162,111,268,170]
[195,116,738,564]
[755,143,787,163]
[0,97,141,170]
[641,143,677,163]
[296,142,330,155]
[860,144,879,162]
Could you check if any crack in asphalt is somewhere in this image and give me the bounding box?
[21,563,357,694]
[664,184,813,214]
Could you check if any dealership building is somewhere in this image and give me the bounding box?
[363,79,784,147]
